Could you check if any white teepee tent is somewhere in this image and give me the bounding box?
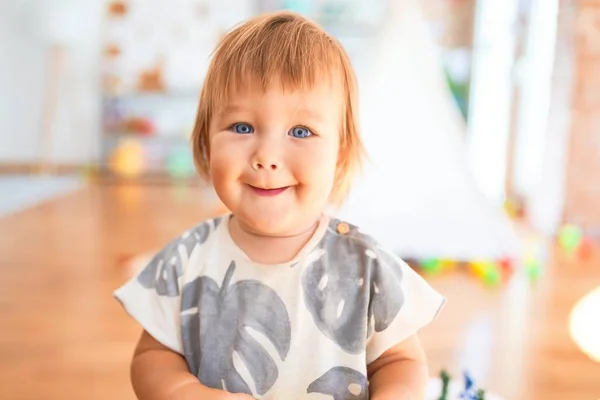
[335,0,520,261]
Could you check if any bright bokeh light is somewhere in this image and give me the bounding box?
[569,286,600,363]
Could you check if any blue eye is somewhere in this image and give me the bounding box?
[232,123,254,134]
[289,126,312,139]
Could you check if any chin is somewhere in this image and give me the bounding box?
[231,204,298,235]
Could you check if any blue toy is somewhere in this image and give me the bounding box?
[459,371,476,399]
[460,371,486,400]
[438,370,486,400]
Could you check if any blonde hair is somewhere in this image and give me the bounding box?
[191,10,365,206]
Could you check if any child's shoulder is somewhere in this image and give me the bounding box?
[163,215,227,249]
[133,215,227,296]
[145,215,227,269]
[322,215,401,263]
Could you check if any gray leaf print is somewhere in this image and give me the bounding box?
[307,367,368,400]
[137,219,215,296]
[302,220,404,353]
[366,247,404,338]
[181,261,291,396]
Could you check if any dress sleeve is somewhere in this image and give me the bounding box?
[365,246,446,364]
[113,220,217,354]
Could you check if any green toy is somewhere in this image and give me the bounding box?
[421,258,444,274]
[482,263,501,287]
[525,256,542,281]
[438,369,450,400]
[166,147,195,179]
[559,224,583,252]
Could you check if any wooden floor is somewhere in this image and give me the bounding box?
[1,183,599,400]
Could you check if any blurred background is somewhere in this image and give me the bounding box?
[1,0,599,399]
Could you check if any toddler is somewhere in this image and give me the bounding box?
[115,10,445,400]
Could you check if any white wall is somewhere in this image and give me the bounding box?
[0,0,104,164]
[526,3,574,235]
[466,0,520,204]
[512,0,559,201]
[0,1,47,162]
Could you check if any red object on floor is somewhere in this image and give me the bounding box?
[498,256,515,282]
[498,256,514,271]
[578,237,594,260]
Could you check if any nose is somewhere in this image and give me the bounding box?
[251,137,282,171]
[253,160,279,171]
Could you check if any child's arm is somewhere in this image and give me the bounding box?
[367,334,429,400]
[131,330,254,400]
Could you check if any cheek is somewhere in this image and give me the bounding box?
[295,141,338,188]
[208,137,243,187]
[208,150,227,184]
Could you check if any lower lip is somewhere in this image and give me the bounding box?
[250,186,289,197]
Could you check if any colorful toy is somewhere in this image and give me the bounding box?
[421,258,445,275]
[417,257,511,287]
[459,372,477,399]
[109,138,145,178]
[440,259,458,271]
[108,1,129,17]
[419,258,458,276]
[503,197,525,220]
[497,257,515,282]
[438,370,450,400]
[521,236,545,282]
[497,257,514,273]
[436,370,487,400]
[469,260,487,279]
[557,223,596,261]
[524,254,542,281]
[482,264,501,287]
[444,69,470,121]
[558,223,583,253]
[414,237,550,286]
[166,147,196,179]
[577,236,594,260]
[137,58,166,92]
[111,116,156,135]
[468,261,501,287]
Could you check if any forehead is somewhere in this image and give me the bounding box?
[216,76,345,115]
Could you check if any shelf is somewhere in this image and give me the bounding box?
[103,132,192,142]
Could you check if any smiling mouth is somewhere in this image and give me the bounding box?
[248,185,289,196]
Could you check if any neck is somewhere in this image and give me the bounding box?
[229,216,321,264]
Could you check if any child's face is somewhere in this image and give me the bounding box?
[209,81,343,235]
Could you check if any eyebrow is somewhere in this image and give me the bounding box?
[294,108,327,123]
[217,104,246,117]
[217,104,327,123]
